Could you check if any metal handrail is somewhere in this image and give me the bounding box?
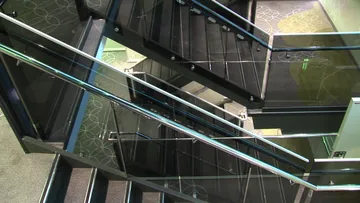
[0,12,309,163]
[192,0,360,51]
[115,132,336,141]
[130,71,247,122]
[210,0,267,34]
[2,44,360,191]
[315,158,360,163]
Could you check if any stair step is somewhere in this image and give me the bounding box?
[142,192,162,203]
[89,168,128,203]
[64,168,92,203]
[206,21,226,78]
[190,12,209,70]
[236,41,260,97]
[42,156,92,203]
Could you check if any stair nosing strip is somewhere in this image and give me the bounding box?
[84,167,98,203]
[39,153,61,203]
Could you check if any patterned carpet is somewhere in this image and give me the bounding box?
[3,0,82,44]
[255,1,360,107]
[256,1,333,35]
[73,50,132,169]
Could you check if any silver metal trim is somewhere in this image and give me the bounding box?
[0,13,308,163]
[40,154,60,203]
[214,133,337,139]
[315,158,360,162]
[274,31,360,36]
[316,185,360,191]
[85,168,97,203]
[96,133,339,142]
[242,167,252,203]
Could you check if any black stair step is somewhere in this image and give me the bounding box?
[206,20,226,78]
[112,104,140,133]
[171,0,183,57]
[142,0,156,38]
[217,139,240,175]
[253,141,285,203]
[150,60,161,79]
[171,1,191,59]
[128,0,145,34]
[190,12,209,70]
[213,108,235,137]
[236,40,260,97]
[222,32,246,89]
[193,141,217,176]
[227,1,250,22]
[175,139,194,176]
[158,0,175,48]
[137,116,164,139]
[130,140,164,175]
[116,0,135,27]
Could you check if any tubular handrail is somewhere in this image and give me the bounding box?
[119,132,337,141]
[0,13,309,163]
[130,71,247,122]
[191,0,360,51]
[315,158,360,163]
[210,0,267,34]
[2,44,360,191]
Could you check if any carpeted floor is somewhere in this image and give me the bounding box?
[0,108,55,203]
[256,0,333,35]
[256,1,360,107]
[73,45,141,169]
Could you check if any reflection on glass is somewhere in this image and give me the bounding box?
[267,50,360,107]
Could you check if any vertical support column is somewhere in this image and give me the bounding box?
[332,98,360,158]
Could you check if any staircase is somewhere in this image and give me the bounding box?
[2,0,360,203]
[96,0,264,106]
[40,154,164,203]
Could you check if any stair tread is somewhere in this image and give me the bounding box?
[117,0,135,27]
[158,0,174,48]
[142,0,156,38]
[223,32,246,89]
[128,0,144,33]
[190,13,209,70]
[142,192,162,203]
[105,180,128,203]
[237,40,260,97]
[64,168,92,203]
[206,21,226,77]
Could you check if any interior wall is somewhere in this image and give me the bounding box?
[319,0,360,65]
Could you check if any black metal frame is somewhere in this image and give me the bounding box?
[0,0,17,17]
[0,55,38,153]
[104,22,262,108]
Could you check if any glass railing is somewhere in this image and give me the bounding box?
[2,41,360,203]
[79,0,268,100]
[266,48,360,108]
[189,0,360,51]
[130,72,245,121]
[0,12,308,163]
[79,0,360,106]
